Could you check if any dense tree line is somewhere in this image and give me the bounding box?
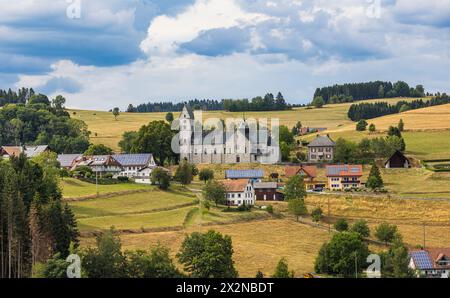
[126,99,223,113]
[0,88,35,107]
[223,92,291,112]
[0,153,78,278]
[348,94,450,121]
[126,92,291,113]
[313,81,426,104]
[0,94,90,154]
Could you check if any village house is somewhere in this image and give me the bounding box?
[253,182,283,201]
[385,150,411,168]
[285,165,322,190]
[113,153,156,178]
[75,155,123,177]
[1,145,50,159]
[222,179,255,206]
[134,166,169,184]
[409,249,450,278]
[307,135,336,162]
[179,104,280,165]
[326,165,363,191]
[225,169,264,182]
[57,154,83,169]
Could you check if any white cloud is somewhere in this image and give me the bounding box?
[140,0,273,56]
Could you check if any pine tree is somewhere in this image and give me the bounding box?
[366,164,384,190]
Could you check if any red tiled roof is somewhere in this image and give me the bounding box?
[427,248,450,269]
[285,165,317,178]
[221,179,250,192]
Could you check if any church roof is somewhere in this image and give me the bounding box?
[183,104,195,119]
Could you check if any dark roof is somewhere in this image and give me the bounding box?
[254,182,277,189]
[184,104,195,119]
[225,169,264,179]
[385,150,409,165]
[307,135,336,147]
[326,165,363,177]
[57,154,82,168]
[112,154,154,166]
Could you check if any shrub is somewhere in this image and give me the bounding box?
[117,176,129,182]
[334,219,349,232]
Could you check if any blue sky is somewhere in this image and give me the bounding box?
[1,0,449,109]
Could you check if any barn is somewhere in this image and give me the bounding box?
[385,150,411,168]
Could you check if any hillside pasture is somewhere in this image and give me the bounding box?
[60,178,153,198]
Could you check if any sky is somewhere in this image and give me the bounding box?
[0,0,449,110]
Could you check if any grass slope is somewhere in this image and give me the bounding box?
[60,178,153,198]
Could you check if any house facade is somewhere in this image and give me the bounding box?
[179,105,280,165]
[285,165,320,190]
[222,179,255,206]
[254,182,283,201]
[75,155,123,177]
[409,249,450,278]
[307,135,336,162]
[326,165,363,191]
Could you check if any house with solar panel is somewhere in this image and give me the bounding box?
[178,104,280,164]
[57,154,83,169]
[307,135,336,162]
[409,249,450,278]
[326,165,363,190]
[112,154,156,178]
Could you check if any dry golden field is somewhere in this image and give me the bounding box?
[81,219,332,278]
[69,97,423,150]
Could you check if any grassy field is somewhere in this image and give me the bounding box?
[69,97,421,151]
[70,188,197,219]
[60,178,153,198]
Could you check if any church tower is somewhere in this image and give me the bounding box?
[179,104,194,162]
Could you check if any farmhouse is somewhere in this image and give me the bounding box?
[326,165,363,191]
[409,249,450,278]
[179,104,280,164]
[385,150,411,168]
[75,155,123,177]
[225,169,264,182]
[285,165,320,190]
[134,166,169,184]
[253,182,283,201]
[1,145,49,159]
[113,153,156,178]
[222,179,255,206]
[307,135,335,162]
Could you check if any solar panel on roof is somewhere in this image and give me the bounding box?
[225,169,264,179]
[411,251,433,269]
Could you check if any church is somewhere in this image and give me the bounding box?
[178,105,280,165]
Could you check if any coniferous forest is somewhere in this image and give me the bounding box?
[313,81,426,104]
[348,94,450,121]
[0,153,78,278]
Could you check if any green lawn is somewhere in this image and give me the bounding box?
[60,178,153,198]
[70,188,197,219]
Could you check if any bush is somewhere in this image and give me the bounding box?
[266,205,274,214]
[334,219,349,232]
[351,220,370,238]
[375,223,398,244]
[311,207,324,223]
[103,173,113,179]
[117,176,129,182]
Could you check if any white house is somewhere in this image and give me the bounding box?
[222,179,255,206]
[409,249,450,278]
[135,166,170,184]
[113,154,156,178]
